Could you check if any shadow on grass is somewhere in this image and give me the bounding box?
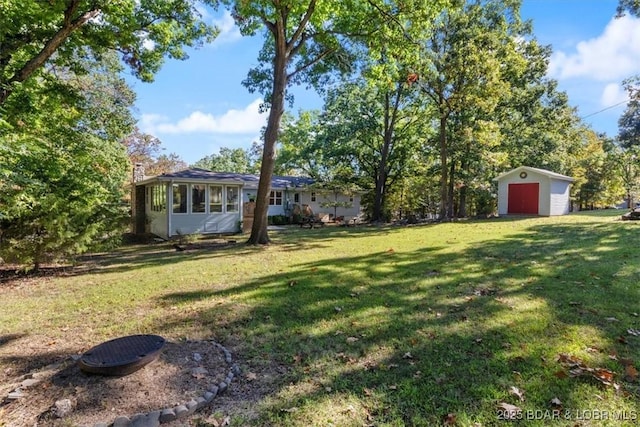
[152,216,640,426]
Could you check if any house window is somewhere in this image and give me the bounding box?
[192,184,206,213]
[269,190,283,206]
[294,193,300,203]
[173,184,187,213]
[209,185,223,213]
[349,195,354,202]
[226,186,239,212]
[311,192,316,202]
[151,185,166,212]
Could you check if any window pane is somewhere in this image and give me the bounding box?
[192,184,206,213]
[311,192,316,202]
[226,186,239,212]
[209,185,222,213]
[269,190,283,206]
[173,184,187,213]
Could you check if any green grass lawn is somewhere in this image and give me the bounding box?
[2,210,640,426]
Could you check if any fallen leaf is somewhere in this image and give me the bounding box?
[363,387,373,396]
[281,407,299,413]
[509,386,525,401]
[605,317,619,322]
[402,352,413,359]
[554,370,568,379]
[592,368,615,385]
[245,372,258,381]
[586,346,601,353]
[619,357,634,366]
[550,397,562,406]
[387,248,395,253]
[346,336,359,343]
[627,328,640,336]
[388,384,397,390]
[618,336,628,344]
[288,280,297,286]
[497,402,521,420]
[625,365,638,382]
[334,306,342,312]
[443,413,457,425]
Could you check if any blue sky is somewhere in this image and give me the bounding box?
[131,0,639,165]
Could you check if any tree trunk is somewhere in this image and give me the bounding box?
[438,113,448,220]
[447,160,455,218]
[247,23,288,245]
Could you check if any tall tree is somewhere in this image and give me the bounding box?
[618,77,640,148]
[122,128,188,176]
[320,80,428,221]
[406,0,534,219]
[0,55,134,270]
[0,0,218,105]
[192,147,258,173]
[222,0,363,244]
[223,0,447,243]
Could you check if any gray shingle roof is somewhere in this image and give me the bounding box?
[138,168,315,189]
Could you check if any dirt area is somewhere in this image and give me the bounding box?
[0,338,265,426]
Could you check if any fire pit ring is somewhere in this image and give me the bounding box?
[78,334,166,376]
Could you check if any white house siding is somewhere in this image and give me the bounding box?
[147,210,168,238]
[549,180,571,215]
[170,212,239,235]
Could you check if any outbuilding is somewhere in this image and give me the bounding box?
[494,166,574,216]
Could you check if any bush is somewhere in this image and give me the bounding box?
[268,215,289,225]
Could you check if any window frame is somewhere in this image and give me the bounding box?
[191,184,206,214]
[269,190,283,206]
[172,184,187,214]
[209,184,223,213]
[226,186,239,212]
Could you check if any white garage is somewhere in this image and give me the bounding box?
[494,166,574,216]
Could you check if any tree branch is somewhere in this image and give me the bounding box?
[287,46,336,80]
[1,4,102,105]
[287,0,317,54]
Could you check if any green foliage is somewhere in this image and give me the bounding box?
[267,215,289,225]
[0,55,133,270]
[192,147,259,173]
[0,133,129,270]
[618,77,640,149]
[0,0,218,104]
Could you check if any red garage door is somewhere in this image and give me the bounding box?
[508,183,539,214]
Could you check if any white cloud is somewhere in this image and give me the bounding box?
[140,99,267,135]
[601,83,629,107]
[211,10,242,46]
[549,15,640,81]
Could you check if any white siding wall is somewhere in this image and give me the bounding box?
[549,180,571,215]
[170,213,239,235]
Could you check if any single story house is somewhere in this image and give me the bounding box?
[132,168,362,239]
[494,166,574,216]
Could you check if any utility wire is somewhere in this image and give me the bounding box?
[581,98,630,119]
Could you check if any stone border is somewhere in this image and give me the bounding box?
[3,339,239,427]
